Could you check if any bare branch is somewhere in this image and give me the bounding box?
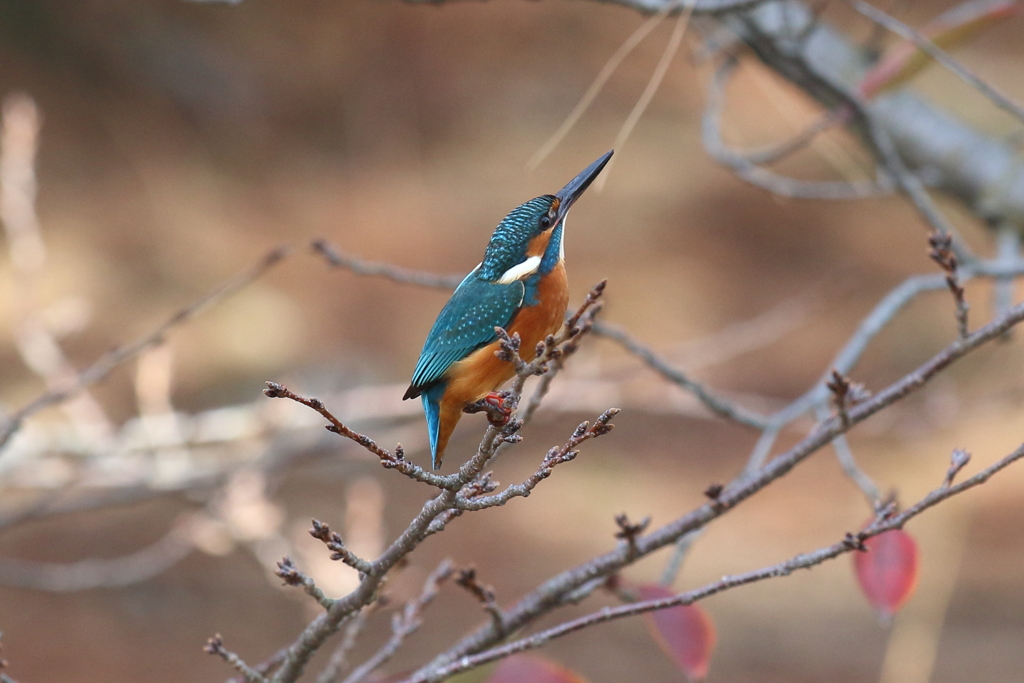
[0,246,291,450]
[600,3,693,189]
[848,0,1024,125]
[412,438,1024,680]
[411,298,1024,678]
[529,4,674,169]
[928,231,970,338]
[207,635,269,683]
[702,60,892,199]
[593,320,768,428]
[452,409,621,512]
[0,523,194,591]
[275,557,336,611]
[814,404,882,506]
[944,447,972,488]
[313,610,372,683]
[308,520,374,576]
[312,240,461,289]
[402,0,773,15]
[339,560,453,683]
[265,292,613,683]
[2,93,114,447]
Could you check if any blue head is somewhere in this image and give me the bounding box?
[477,151,612,284]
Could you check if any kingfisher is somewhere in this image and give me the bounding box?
[404,151,612,469]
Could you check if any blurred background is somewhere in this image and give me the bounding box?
[0,0,1023,681]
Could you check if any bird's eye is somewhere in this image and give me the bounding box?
[539,215,552,229]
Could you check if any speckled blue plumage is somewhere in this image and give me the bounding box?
[405,192,565,468]
[479,196,557,280]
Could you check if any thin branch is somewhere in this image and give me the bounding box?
[0,523,194,591]
[339,559,454,683]
[263,382,450,488]
[814,403,882,506]
[993,221,1020,319]
[452,409,620,512]
[403,0,773,15]
[312,240,461,290]
[658,529,703,586]
[207,635,270,683]
[313,610,372,683]
[0,246,292,450]
[702,59,893,199]
[592,320,768,428]
[848,0,1024,125]
[598,2,694,189]
[733,108,846,166]
[411,298,1024,679]
[265,288,611,683]
[528,3,675,169]
[412,438,1024,680]
[928,231,970,338]
[1,93,113,446]
[275,557,336,611]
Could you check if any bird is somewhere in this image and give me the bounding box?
[403,150,613,470]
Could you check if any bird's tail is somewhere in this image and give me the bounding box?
[422,384,459,470]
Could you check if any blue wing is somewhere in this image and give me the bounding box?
[404,274,525,398]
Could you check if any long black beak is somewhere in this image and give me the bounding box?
[554,150,613,221]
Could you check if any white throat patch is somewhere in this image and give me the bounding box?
[496,255,542,284]
[558,216,567,261]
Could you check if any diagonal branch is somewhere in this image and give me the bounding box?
[411,438,1024,680]
[409,297,1024,679]
[0,246,291,450]
[847,0,1024,125]
[593,320,768,428]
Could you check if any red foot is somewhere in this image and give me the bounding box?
[464,391,514,426]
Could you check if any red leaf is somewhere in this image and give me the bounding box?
[637,584,716,682]
[853,528,920,617]
[484,654,589,683]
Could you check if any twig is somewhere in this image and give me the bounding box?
[0,523,194,591]
[528,3,675,169]
[262,382,450,489]
[598,2,693,189]
[659,529,704,586]
[614,513,652,560]
[207,635,269,683]
[734,108,847,166]
[410,438,1024,681]
[993,221,1021,322]
[847,0,1024,125]
[928,231,970,338]
[454,567,504,637]
[308,520,374,576]
[814,403,881,506]
[1,93,113,446]
[0,246,291,450]
[944,448,972,488]
[593,321,768,428]
[339,560,453,683]
[410,298,1024,678]
[702,59,893,200]
[314,609,372,683]
[452,409,620,512]
[275,557,336,610]
[265,291,614,683]
[312,240,461,290]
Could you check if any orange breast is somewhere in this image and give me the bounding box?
[430,262,569,461]
[442,261,569,408]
